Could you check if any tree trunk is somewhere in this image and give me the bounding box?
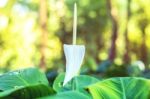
[39,0,48,70]
[107,0,118,61]
[138,14,148,65]
[140,29,147,64]
[123,0,131,64]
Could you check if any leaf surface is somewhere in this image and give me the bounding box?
[0,68,53,99]
[0,68,49,91]
[38,91,91,99]
[87,77,150,99]
[0,84,55,99]
[53,73,99,92]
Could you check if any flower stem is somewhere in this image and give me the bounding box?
[72,77,77,90]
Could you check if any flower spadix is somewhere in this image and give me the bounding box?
[63,44,85,86]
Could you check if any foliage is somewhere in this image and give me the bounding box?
[53,73,99,92]
[38,91,90,99]
[0,68,150,99]
[88,77,150,99]
[0,68,54,99]
[0,68,49,90]
[1,0,150,98]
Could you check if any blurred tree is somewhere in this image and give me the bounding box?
[39,0,48,70]
[138,16,148,65]
[123,0,131,64]
[107,0,118,61]
[0,0,150,74]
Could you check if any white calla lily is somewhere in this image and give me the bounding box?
[63,44,85,86]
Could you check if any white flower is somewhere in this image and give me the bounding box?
[63,44,85,86]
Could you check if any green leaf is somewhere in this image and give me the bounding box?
[0,68,54,99]
[0,68,49,91]
[87,77,150,99]
[0,84,55,99]
[38,91,91,99]
[53,73,99,92]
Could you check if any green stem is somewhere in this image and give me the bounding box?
[72,77,77,90]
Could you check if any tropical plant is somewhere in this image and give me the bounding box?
[0,68,150,99]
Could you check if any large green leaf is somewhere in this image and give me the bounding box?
[0,68,53,99]
[0,84,55,99]
[38,91,91,99]
[87,77,150,99]
[0,68,49,91]
[53,73,99,92]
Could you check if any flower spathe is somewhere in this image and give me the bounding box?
[63,44,85,86]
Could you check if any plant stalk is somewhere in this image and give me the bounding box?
[72,77,77,90]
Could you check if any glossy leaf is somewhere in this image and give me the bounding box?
[38,91,91,99]
[53,73,99,92]
[0,68,53,99]
[0,84,55,99]
[87,77,150,99]
[0,68,49,91]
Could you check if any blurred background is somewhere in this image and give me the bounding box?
[0,0,150,79]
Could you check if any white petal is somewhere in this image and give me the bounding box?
[63,44,85,86]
